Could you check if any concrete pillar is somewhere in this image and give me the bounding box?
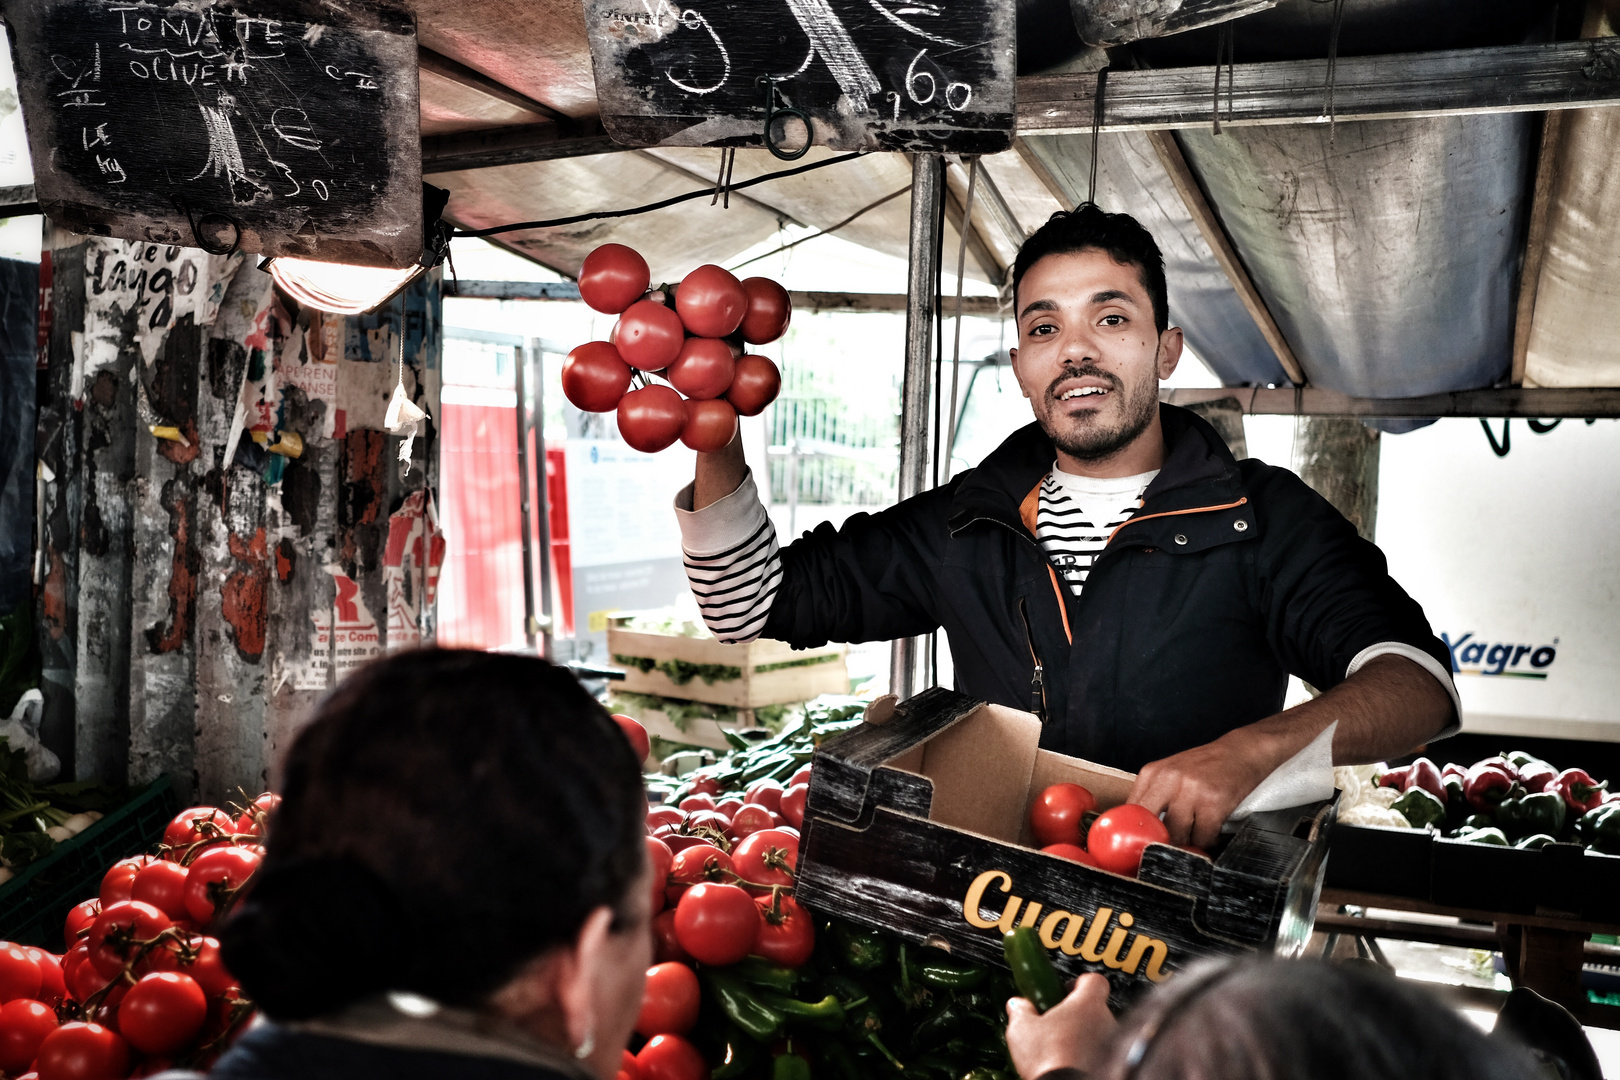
[1294,417,1380,542]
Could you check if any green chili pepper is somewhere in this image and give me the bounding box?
[759,992,846,1031]
[711,1032,761,1080]
[1003,927,1063,1013]
[817,973,872,1010]
[733,956,802,994]
[774,1053,813,1080]
[916,956,988,991]
[831,922,892,972]
[952,991,1002,1018]
[1516,833,1556,850]
[1392,787,1445,830]
[705,971,785,1042]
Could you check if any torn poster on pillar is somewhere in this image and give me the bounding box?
[384,491,444,649]
[80,239,242,393]
[336,270,440,433]
[276,317,340,441]
[312,568,382,683]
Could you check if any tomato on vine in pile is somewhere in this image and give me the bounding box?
[34,1021,129,1080]
[753,893,815,968]
[1028,782,1097,847]
[636,962,700,1036]
[130,861,191,922]
[1086,804,1170,877]
[232,793,281,837]
[779,784,808,830]
[98,857,153,907]
[162,808,234,852]
[617,386,687,454]
[182,846,262,924]
[673,882,759,966]
[0,944,41,1002]
[731,829,798,892]
[728,804,775,843]
[28,947,67,1005]
[579,244,651,314]
[646,837,674,916]
[665,846,734,905]
[674,265,747,338]
[118,972,208,1055]
[563,342,633,413]
[0,998,58,1072]
[87,901,173,979]
[636,1033,707,1080]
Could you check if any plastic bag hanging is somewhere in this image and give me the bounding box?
[384,328,426,472]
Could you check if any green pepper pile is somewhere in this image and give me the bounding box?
[641,698,1018,1080]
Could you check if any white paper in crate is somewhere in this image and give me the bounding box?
[1224,721,1337,828]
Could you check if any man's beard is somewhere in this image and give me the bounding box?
[1039,364,1159,462]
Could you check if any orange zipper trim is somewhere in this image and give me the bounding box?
[1046,565,1073,646]
[1105,497,1249,546]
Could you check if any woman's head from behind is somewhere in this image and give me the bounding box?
[1095,957,1548,1080]
[222,648,650,1078]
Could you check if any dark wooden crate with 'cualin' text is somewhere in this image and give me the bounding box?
[793,688,1336,1008]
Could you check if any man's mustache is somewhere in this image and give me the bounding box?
[1045,364,1123,401]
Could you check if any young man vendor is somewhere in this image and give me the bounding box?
[674,205,1458,848]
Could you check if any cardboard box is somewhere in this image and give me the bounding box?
[607,621,849,708]
[795,688,1335,1006]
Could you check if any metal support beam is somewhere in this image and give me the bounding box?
[422,120,620,173]
[1512,111,1565,387]
[446,280,1012,317]
[1161,386,1620,417]
[891,155,944,702]
[1016,39,1620,135]
[1145,131,1306,386]
[516,339,540,652]
[528,339,555,659]
[418,47,563,121]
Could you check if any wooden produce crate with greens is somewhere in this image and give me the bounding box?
[609,614,847,708]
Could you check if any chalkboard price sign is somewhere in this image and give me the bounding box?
[585,0,1015,154]
[3,0,422,268]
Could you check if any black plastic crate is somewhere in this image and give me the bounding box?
[0,777,180,951]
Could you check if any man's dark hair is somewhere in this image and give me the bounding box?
[222,648,647,1020]
[1012,204,1170,334]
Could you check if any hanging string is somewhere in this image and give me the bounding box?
[1323,0,1347,140]
[1212,24,1235,134]
[1087,68,1110,207]
[710,146,737,208]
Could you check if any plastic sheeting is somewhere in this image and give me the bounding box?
[1524,106,1620,388]
[1020,132,1290,386]
[1177,114,1533,400]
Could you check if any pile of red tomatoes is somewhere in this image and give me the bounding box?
[630,761,813,1080]
[562,244,787,454]
[0,795,276,1080]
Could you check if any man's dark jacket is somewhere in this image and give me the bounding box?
[761,404,1449,771]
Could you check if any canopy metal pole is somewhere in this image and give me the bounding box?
[890,154,943,701]
[515,341,539,652]
[528,338,556,659]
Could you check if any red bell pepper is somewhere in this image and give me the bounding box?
[1441,762,1467,784]
[1550,768,1609,814]
[1379,766,1413,790]
[1475,755,1521,783]
[1405,758,1446,804]
[1464,763,1516,813]
[1517,759,1558,794]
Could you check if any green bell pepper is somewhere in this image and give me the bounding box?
[831,921,892,972]
[1581,803,1620,854]
[705,971,785,1042]
[774,1053,813,1080]
[1516,833,1556,850]
[733,956,802,994]
[1462,814,1495,831]
[1458,826,1510,846]
[1495,789,1566,839]
[1392,787,1445,830]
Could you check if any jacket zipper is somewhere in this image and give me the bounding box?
[1017,596,1048,724]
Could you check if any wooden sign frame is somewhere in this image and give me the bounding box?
[3,0,422,267]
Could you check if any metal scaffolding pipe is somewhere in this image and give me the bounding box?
[528,338,556,658]
[515,340,539,652]
[890,154,944,702]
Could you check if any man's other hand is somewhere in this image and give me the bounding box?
[1005,973,1116,1079]
[1127,727,1279,850]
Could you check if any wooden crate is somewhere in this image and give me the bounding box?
[607,622,848,708]
[794,688,1335,1009]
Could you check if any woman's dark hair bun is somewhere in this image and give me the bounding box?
[217,649,647,1020]
[221,857,412,1020]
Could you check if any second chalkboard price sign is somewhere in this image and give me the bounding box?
[585,0,1015,155]
[3,0,421,267]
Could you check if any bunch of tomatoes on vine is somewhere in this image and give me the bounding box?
[562,245,787,454]
[0,794,276,1080]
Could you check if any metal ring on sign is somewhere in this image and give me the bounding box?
[171,193,242,257]
[758,77,812,161]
